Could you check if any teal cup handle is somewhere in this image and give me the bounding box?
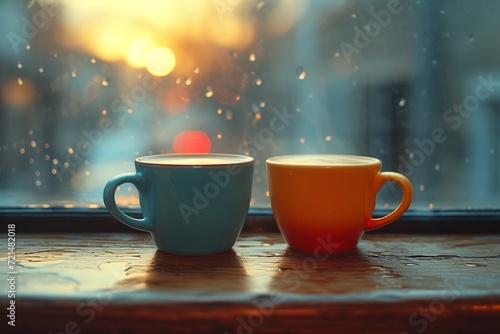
[103,173,153,232]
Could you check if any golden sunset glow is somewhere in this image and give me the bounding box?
[51,0,308,80]
[127,38,156,68]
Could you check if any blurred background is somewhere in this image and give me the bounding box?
[0,0,498,210]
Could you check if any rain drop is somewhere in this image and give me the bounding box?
[205,86,214,98]
[296,67,306,80]
[398,98,406,107]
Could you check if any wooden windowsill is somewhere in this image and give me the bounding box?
[7,230,500,333]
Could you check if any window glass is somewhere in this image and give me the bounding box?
[0,0,498,210]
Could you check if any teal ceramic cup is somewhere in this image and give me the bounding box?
[103,153,254,255]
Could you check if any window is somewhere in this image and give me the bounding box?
[0,0,498,212]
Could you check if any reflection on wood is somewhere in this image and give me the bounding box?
[3,233,500,333]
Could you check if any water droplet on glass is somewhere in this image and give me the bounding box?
[17,62,22,69]
[255,78,262,85]
[249,53,256,62]
[38,67,44,73]
[71,71,77,78]
[90,58,96,64]
[432,59,438,65]
[469,34,474,42]
[398,98,406,107]
[26,44,31,50]
[225,110,233,121]
[335,52,340,58]
[325,135,332,142]
[440,10,445,14]
[205,86,214,98]
[296,67,306,80]
[193,66,200,74]
[419,185,425,191]
[17,78,23,85]
[299,138,305,143]
[351,13,357,19]
[185,76,192,85]
[435,164,441,171]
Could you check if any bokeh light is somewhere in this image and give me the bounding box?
[146,47,176,76]
[127,38,156,68]
[1,78,37,106]
[159,87,191,114]
[173,131,211,153]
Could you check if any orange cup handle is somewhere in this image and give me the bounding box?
[364,172,413,231]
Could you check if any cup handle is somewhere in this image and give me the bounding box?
[364,172,413,231]
[103,173,153,232]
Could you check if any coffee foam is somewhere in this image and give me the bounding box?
[267,155,378,166]
[137,154,253,166]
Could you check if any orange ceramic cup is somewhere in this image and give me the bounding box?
[266,155,413,252]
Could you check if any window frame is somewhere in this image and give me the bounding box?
[2,208,499,233]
